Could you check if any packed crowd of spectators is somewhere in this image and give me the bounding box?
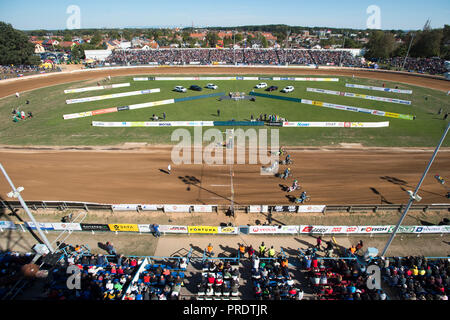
[300,249,387,300]
[0,65,59,79]
[382,256,448,300]
[197,260,240,298]
[382,57,447,75]
[252,254,303,300]
[0,251,35,299]
[122,261,187,300]
[104,49,363,67]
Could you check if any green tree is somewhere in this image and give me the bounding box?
[0,21,40,65]
[364,31,395,59]
[206,32,218,47]
[410,29,443,58]
[71,44,85,60]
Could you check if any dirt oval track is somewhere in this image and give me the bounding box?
[0,66,449,99]
[0,66,449,205]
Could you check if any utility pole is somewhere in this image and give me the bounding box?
[381,122,450,257]
[0,163,54,253]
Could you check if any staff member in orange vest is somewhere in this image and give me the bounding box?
[206,243,214,257]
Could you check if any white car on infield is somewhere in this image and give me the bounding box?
[206,83,218,89]
[255,82,268,89]
[281,86,295,93]
[174,86,187,93]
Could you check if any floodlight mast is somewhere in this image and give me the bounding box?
[381,122,450,257]
[0,163,54,253]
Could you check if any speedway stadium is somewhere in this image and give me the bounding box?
[0,48,449,302]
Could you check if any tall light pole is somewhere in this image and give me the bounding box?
[381,122,450,257]
[402,33,414,70]
[0,163,54,253]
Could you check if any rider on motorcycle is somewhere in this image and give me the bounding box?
[283,168,291,179]
[297,191,307,203]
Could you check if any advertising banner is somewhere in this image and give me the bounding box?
[249,205,269,213]
[345,83,412,94]
[299,225,333,234]
[276,226,300,234]
[188,226,218,234]
[80,224,110,232]
[249,225,279,234]
[357,226,393,233]
[64,83,130,94]
[163,205,191,213]
[65,88,160,104]
[25,222,54,230]
[271,205,298,212]
[112,204,139,211]
[0,221,17,229]
[219,226,239,234]
[108,224,139,232]
[51,223,82,231]
[193,205,214,213]
[137,224,152,233]
[282,122,389,128]
[140,205,159,211]
[307,87,411,105]
[297,205,326,213]
[159,225,188,234]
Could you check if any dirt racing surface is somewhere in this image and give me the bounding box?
[0,145,449,205]
[0,66,449,99]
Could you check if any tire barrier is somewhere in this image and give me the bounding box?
[64,83,130,94]
[249,91,414,120]
[306,88,412,105]
[65,88,160,104]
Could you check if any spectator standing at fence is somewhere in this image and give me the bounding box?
[217,109,220,117]
[239,243,246,256]
[316,236,322,251]
[355,240,363,253]
[162,112,166,120]
[206,243,214,257]
[259,242,266,257]
[247,245,255,258]
[268,246,275,258]
[152,224,161,238]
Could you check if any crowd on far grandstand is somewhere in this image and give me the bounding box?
[104,49,365,68]
[381,57,448,75]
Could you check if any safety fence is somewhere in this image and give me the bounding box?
[1,200,449,214]
[1,219,448,236]
[249,91,414,120]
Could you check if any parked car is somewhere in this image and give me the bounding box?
[281,86,294,93]
[255,82,268,89]
[190,85,203,91]
[174,86,187,93]
[266,85,278,92]
[206,83,218,89]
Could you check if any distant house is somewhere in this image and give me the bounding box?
[34,43,45,53]
[190,33,206,41]
[218,31,233,39]
[60,41,76,49]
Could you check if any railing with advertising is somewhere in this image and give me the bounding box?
[5,221,449,235]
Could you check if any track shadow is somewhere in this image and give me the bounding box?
[380,176,408,186]
[0,196,41,252]
[159,169,170,175]
[219,245,238,256]
[286,195,297,203]
[370,187,393,204]
[178,175,240,205]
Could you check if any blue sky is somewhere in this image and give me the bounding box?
[0,0,448,30]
